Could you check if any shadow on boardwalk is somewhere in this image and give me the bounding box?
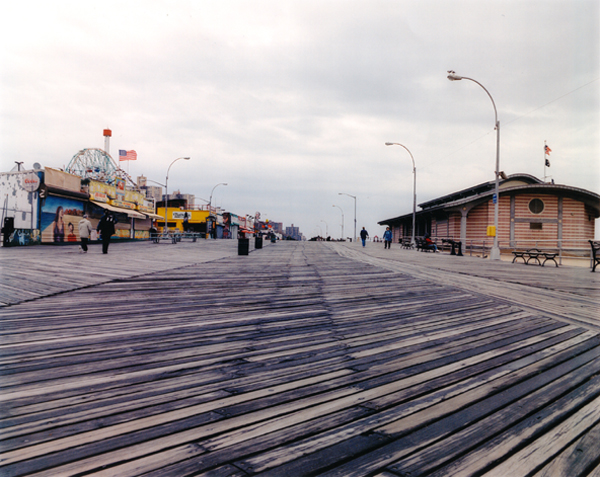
[1,241,599,476]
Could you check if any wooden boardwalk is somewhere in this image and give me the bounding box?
[1,241,599,476]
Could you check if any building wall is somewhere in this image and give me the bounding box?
[563,199,595,248]
[467,203,491,241]
[465,193,595,249]
[0,171,41,245]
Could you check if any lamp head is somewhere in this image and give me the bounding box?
[447,70,462,81]
[385,142,393,146]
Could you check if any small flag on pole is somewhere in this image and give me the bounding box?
[119,150,137,161]
[545,158,551,167]
[544,145,551,156]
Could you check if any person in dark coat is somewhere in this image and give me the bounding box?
[360,227,369,247]
[97,210,116,254]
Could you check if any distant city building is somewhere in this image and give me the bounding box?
[159,190,195,209]
[285,224,303,241]
[137,175,162,203]
[270,221,284,235]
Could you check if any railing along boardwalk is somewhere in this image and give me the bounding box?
[1,241,599,476]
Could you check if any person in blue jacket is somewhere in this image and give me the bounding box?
[383,227,392,249]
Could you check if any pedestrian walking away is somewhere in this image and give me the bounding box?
[78,214,93,253]
[360,227,369,247]
[97,210,116,254]
[383,226,392,249]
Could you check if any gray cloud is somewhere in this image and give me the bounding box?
[1,0,598,238]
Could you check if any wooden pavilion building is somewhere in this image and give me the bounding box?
[378,173,600,256]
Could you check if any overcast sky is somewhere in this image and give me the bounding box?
[1,1,598,239]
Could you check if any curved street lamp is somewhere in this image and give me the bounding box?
[164,157,190,233]
[207,182,228,239]
[333,204,344,240]
[338,192,357,243]
[385,143,416,247]
[208,182,228,210]
[447,70,501,260]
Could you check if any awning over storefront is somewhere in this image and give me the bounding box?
[91,201,146,219]
[144,212,164,220]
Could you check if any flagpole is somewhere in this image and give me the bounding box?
[544,140,547,182]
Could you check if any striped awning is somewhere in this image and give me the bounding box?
[91,201,146,219]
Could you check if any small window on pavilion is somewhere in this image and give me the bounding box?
[529,198,544,214]
[530,222,543,230]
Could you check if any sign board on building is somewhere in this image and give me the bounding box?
[21,172,40,192]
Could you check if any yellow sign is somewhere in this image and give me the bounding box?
[487,225,496,237]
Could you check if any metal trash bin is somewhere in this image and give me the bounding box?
[255,236,263,249]
[238,238,250,255]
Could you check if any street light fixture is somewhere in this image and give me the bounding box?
[320,219,328,238]
[333,205,344,240]
[207,182,227,239]
[385,143,417,248]
[208,182,228,210]
[164,157,190,233]
[338,193,356,243]
[447,70,501,260]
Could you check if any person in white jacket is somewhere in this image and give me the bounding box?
[78,214,93,253]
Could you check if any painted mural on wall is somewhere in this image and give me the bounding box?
[40,195,85,243]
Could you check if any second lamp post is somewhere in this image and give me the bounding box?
[164,157,190,233]
[385,143,416,248]
[447,70,501,260]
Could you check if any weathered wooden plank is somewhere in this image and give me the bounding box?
[531,419,600,477]
[479,395,600,477]
[389,367,600,476]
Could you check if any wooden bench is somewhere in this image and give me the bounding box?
[590,240,600,272]
[415,237,436,252]
[398,238,412,249]
[150,232,198,244]
[175,232,202,242]
[442,239,463,256]
[512,248,558,267]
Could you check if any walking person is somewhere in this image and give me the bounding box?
[97,209,116,254]
[78,214,93,253]
[383,226,392,249]
[360,227,369,247]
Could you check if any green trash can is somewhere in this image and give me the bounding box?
[238,238,249,255]
[255,236,263,249]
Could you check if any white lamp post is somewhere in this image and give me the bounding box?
[320,219,328,238]
[385,143,416,248]
[164,157,190,233]
[338,193,356,243]
[333,204,344,240]
[447,70,501,260]
[207,182,227,239]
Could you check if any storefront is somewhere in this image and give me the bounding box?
[87,179,151,240]
[0,169,43,246]
[156,207,210,234]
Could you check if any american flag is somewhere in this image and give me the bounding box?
[119,150,137,161]
[544,145,551,155]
